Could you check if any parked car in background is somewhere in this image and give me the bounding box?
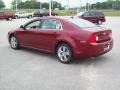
[0,12,15,21]
[43,11,58,16]
[76,11,105,24]
[15,11,33,18]
[33,10,44,17]
[8,17,113,64]
[33,10,58,17]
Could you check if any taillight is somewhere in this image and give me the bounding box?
[89,34,99,43]
[109,31,112,39]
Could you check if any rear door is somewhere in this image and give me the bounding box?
[95,11,105,22]
[81,12,91,21]
[89,11,97,23]
[82,11,96,23]
[34,19,62,52]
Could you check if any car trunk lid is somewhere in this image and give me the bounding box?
[85,26,112,43]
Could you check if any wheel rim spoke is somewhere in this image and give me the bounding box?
[58,46,70,62]
[11,37,17,48]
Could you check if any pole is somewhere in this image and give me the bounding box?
[40,2,41,10]
[88,3,89,11]
[49,0,52,16]
[68,0,70,10]
[16,0,18,12]
[80,0,81,10]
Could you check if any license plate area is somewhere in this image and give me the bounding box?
[104,43,110,51]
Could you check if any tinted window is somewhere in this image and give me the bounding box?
[68,18,96,28]
[25,20,41,29]
[96,11,104,16]
[83,12,89,17]
[34,11,40,14]
[89,11,95,16]
[41,19,62,30]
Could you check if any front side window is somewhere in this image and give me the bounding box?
[25,20,41,29]
[41,19,62,30]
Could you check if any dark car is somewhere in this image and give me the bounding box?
[44,11,58,16]
[33,11,44,17]
[0,12,15,21]
[33,11,58,17]
[76,11,105,24]
[8,17,113,64]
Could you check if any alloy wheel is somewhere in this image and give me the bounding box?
[10,36,19,49]
[57,44,72,63]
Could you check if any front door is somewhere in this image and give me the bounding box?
[16,20,42,48]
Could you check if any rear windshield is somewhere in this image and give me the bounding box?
[68,18,96,28]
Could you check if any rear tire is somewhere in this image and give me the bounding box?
[28,15,32,18]
[97,20,102,25]
[56,43,73,64]
[10,36,20,49]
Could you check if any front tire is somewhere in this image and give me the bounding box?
[7,17,12,21]
[10,36,20,49]
[15,15,18,19]
[56,43,73,64]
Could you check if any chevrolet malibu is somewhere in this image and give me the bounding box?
[8,17,113,64]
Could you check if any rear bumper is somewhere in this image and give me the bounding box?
[74,39,113,58]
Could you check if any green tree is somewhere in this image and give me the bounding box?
[18,2,25,9]
[0,0,5,9]
[11,0,22,9]
[11,0,64,10]
[91,0,120,10]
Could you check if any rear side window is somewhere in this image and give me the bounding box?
[88,11,104,16]
[89,11,95,16]
[41,19,62,30]
[96,12,104,16]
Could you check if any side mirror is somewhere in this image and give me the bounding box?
[31,26,37,29]
[20,25,25,30]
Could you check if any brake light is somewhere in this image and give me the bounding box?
[89,34,99,43]
[109,31,112,39]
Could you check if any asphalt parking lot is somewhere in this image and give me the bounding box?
[0,17,120,90]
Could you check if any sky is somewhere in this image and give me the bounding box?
[4,0,107,8]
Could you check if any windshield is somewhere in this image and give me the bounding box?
[68,18,96,28]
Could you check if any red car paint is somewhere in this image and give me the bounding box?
[0,12,15,20]
[8,17,113,58]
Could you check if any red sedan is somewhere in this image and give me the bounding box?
[8,17,113,64]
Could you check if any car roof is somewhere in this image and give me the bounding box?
[32,16,88,23]
[32,16,68,21]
